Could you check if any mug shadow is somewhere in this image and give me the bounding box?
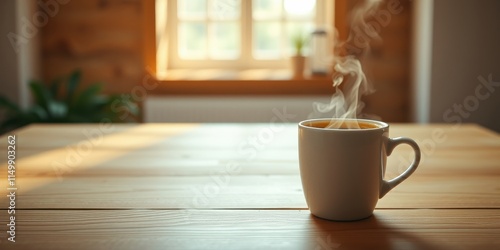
[305,212,441,250]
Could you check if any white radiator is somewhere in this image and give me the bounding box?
[144,96,331,123]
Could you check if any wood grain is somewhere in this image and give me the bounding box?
[2,146,499,177]
[1,175,499,210]
[40,0,144,94]
[2,209,499,250]
[1,123,497,149]
[0,124,499,249]
[1,124,498,179]
[142,0,156,74]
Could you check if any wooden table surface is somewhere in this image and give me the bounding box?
[0,123,499,249]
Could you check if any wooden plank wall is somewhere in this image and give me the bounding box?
[336,0,412,122]
[40,0,144,94]
[366,0,412,122]
[40,0,412,122]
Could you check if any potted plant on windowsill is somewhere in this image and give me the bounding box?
[291,32,308,79]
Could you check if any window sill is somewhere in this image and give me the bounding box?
[151,69,334,96]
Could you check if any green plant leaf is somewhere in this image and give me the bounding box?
[49,78,62,100]
[0,108,41,134]
[1,69,139,129]
[0,95,21,112]
[29,81,53,112]
[0,116,26,134]
[47,101,68,120]
[28,105,49,121]
[73,97,108,119]
[89,95,111,110]
[66,70,81,104]
[72,83,102,111]
[104,95,138,122]
[124,100,139,117]
[292,32,308,56]
[114,95,139,120]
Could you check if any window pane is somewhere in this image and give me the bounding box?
[286,21,314,56]
[210,22,240,59]
[178,0,206,20]
[284,0,315,19]
[253,21,281,59]
[209,0,240,20]
[179,22,207,59]
[253,0,282,20]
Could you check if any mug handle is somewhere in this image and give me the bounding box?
[379,137,421,198]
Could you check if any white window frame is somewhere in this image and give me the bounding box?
[156,0,333,71]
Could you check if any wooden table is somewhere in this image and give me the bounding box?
[1,123,499,249]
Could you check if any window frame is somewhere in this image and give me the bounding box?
[156,0,332,72]
[142,0,343,97]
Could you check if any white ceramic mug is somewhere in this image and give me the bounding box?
[298,118,421,221]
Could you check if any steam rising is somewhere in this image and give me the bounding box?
[309,0,383,128]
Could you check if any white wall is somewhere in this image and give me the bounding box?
[429,0,500,131]
[0,0,39,109]
[411,0,433,124]
[0,0,22,103]
[145,96,332,123]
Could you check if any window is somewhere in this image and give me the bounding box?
[155,0,332,73]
